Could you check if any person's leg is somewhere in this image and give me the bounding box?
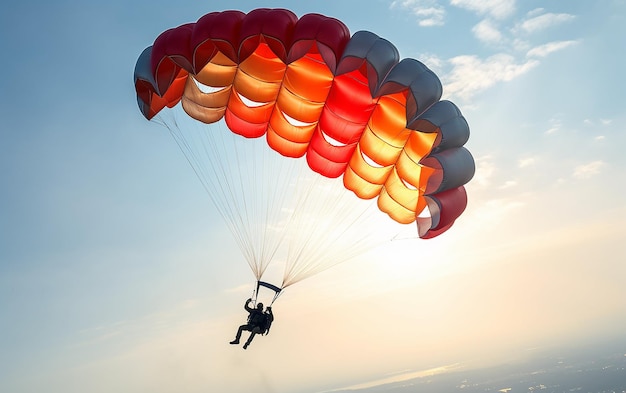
[243,327,261,349]
[243,332,256,349]
[230,324,251,344]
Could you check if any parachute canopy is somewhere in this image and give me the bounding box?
[134,8,474,241]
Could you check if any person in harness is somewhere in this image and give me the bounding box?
[230,298,274,349]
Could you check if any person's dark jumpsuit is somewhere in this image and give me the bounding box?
[230,299,273,349]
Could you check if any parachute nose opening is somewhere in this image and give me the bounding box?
[192,77,227,94]
[282,111,315,127]
[320,129,348,147]
[400,177,418,190]
[238,92,269,108]
[360,149,385,168]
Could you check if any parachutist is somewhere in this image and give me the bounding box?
[230,298,274,349]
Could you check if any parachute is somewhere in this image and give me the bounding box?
[133,8,475,295]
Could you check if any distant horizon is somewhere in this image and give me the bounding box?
[327,335,626,393]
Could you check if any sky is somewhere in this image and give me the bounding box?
[1,0,625,392]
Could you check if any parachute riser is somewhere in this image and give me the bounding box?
[251,280,283,307]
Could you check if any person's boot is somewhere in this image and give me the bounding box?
[243,343,249,349]
[230,339,239,344]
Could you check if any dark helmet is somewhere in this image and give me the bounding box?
[257,303,264,309]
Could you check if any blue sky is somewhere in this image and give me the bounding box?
[1,1,625,392]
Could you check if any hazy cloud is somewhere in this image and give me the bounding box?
[517,12,576,34]
[473,19,504,44]
[399,2,578,101]
[336,363,464,391]
[584,118,613,127]
[392,0,519,26]
[499,180,518,189]
[510,37,532,52]
[416,7,446,26]
[225,283,250,294]
[544,118,562,135]
[390,0,446,26]
[544,126,560,135]
[450,0,517,20]
[573,161,606,179]
[471,197,527,226]
[527,8,546,18]
[443,54,539,100]
[416,52,445,74]
[518,157,538,168]
[471,155,496,188]
[527,40,578,58]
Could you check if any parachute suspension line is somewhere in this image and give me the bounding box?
[207,126,262,275]
[282,171,332,284]
[196,121,289,280]
[159,111,256,273]
[232,130,304,281]
[156,108,261,277]
[279,164,393,289]
[156,105,401,291]
[243,137,278,278]
[269,290,282,306]
[225,128,259,276]
[250,286,258,305]
[156,105,308,282]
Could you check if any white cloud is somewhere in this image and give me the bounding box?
[572,161,606,179]
[443,54,539,100]
[415,7,447,26]
[450,0,517,20]
[335,364,463,391]
[405,2,577,101]
[473,19,503,44]
[544,117,563,135]
[416,53,445,74]
[511,38,532,52]
[518,12,576,34]
[499,180,517,189]
[471,155,496,188]
[390,0,446,26]
[527,40,578,58]
[527,8,545,18]
[583,118,613,127]
[545,125,560,135]
[470,197,527,227]
[518,157,537,168]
